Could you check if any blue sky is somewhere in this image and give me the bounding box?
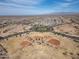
[0,0,79,15]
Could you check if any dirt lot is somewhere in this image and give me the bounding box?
[0,16,79,59]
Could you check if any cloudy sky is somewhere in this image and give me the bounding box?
[0,0,79,15]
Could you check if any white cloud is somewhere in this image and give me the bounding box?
[7,0,44,6]
[60,3,70,7]
[0,0,45,10]
[53,0,79,9]
[0,0,51,15]
[65,0,73,2]
[0,7,53,15]
[0,0,79,15]
[0,0,45,9]
[0,2,36,9]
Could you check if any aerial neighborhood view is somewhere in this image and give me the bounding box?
[0,0,79,59]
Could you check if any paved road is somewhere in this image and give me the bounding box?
[0,30,79,41]
[52,31,79,40]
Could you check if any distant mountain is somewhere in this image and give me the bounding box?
[48,12,79,16]
[32,12,79,16]
[0,12,79,16]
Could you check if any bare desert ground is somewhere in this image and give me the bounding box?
[0,15,79,59]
